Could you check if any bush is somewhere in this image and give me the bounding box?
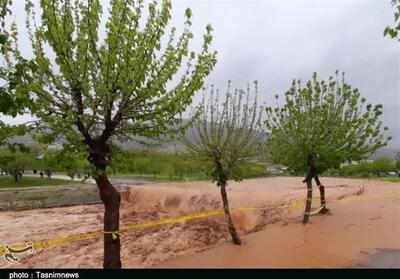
[338,158,396,177]
[369,158,396,176]
[241,163,271,178]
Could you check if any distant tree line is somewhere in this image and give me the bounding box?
[332,158,400,177]
[0,146,270,181]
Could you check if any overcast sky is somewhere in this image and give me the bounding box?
[2,0,400,146]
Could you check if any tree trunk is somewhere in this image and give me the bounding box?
[95,174,121,269]
[88,142,121,269]
[302,174,313,224]
[314,174,329,214]
[220,182,241,245]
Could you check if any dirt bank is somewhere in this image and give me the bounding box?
[0,177,398,268]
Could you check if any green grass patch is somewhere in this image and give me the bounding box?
[111,173,209,182]
[23,195,47,201]
[0,176,84,188]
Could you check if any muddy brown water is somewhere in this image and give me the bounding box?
[354,249,400,268]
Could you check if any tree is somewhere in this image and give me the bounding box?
[43,147,87,179]
[0,148,31,181]
[0,0,11,44]
[370,158,396,176]
[134,157,148,178]
[396,151,400,171]
[384,0,400,40]
[0,0,30,149]
[9,154,29,181]
[183,82,264,245]
[0,0,13,144]
[11,0,216,268]
[171,156,184,179]
[339,159,396,177]
[30,143,47,160]
[149,156,163,179]
[109,149,131,174]
[354,161,374,177]
[265,72,391,224]
[0,153,14,175]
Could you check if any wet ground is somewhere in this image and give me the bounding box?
[354,249,400,268]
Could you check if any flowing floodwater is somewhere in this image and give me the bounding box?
[0,177,398,268]
[354,249,400,268]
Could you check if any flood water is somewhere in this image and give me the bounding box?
[354,249,400,268]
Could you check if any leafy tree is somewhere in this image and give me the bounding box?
[134,157,149,178]
[354,161,374,177]
[1,0,13,144]
[265,72,391,224]
[109,150,131,174]
[241,163,269,178]
[339,159,396,177]
[0,148,32,181]
[0,153,14,175]
[171,156,184,179]
[9,155,30,181]
[0,0,30,149]
[369,158,396,176]
[0,0,11,45]
[30,143,47,160]
[43,147,87,179]
[384,0,400,40]
[183,82,264,245]
[338,164,356,177]
[150,156,162,179]
[12,0,216,268]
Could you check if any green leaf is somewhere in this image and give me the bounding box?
[0,33,7,45]
[185,8,192,19]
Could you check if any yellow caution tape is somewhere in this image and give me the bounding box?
[104,231,120,240]
[0,208,244,257]
[339,191,398,202]
[304,205,326,216]
[0,191,398,257]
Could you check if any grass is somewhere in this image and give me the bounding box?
[0,186,100,210]
[23,195,48,201]
[0,176,85,188]
[111,170,273,182]
[110,172,209,182]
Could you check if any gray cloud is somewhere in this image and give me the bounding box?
[174,0,399,147]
